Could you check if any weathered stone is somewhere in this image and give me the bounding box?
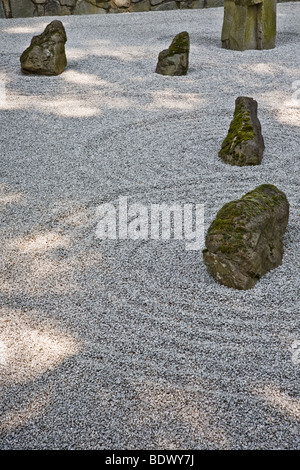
[44,0,61,15]
[218,96,265,166]
[85,0,110,7]
[112,0,130,6]
[203,184,289,290]
[155,31,189,76]
[191,0,205,7]
[2,0,12,17]
[151,0,178,9]
[20,20,67,75]
[221,0,277,51]
[130,0,150,11]
[205,0,223,7]
[178,0,193,9]
[60,0,77,6]
[73,0,108,14]
[35,5,45,15]
[59,5,73,14]
[2,0,265,18]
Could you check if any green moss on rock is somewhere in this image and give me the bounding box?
[218,96,265,166]
[155,31,189,76]
[219,105,255,159]
[203,184,289,289]
[20,20,67,75]
[168,31,190,56]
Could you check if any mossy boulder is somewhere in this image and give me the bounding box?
[155,31,189,76]
[20,20,67,75]
[203,184,289,290]
[221,0,277,51]
[219,96,265,166]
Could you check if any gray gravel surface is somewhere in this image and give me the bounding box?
[0,4,299,450]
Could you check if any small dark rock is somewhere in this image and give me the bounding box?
[20,20,67,76]
[155,31,189,76]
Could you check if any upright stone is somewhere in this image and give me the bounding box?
[20,20,67,75]
[155,31,189,76]
[218,96,265,166]
[2,0,13,18]
[221,0,277,51]
[203,184,289,290]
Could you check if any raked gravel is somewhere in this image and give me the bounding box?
[0,4,299,450]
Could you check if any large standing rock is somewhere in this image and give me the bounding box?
[203,184,289,290]
[218,96,265,166]
[20,20,67,75]
[221,0,277,51]
[155,31,189,76]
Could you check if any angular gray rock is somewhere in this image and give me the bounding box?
[218,96,265,166]
[203,184,289,290]
[155,31,189,76]
[20,20,67,75]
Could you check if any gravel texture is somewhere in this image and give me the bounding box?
[0,4,299,450]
